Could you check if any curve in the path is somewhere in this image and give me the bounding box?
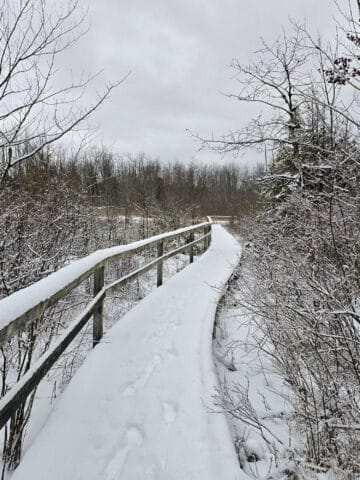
[12,225,245,480]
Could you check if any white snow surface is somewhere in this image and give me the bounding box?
[213,242,295,479]
[12,225,244,480]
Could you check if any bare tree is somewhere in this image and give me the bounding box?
[0,0,125,186]
[193,30,311,160]
[193,22,358,195]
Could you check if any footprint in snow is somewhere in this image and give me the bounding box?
[121,355,162,397]
[162,401,177,424]
[122,383,135,397]
[103,426,144,480]
[126,426,144,446]
[165,347,178,360]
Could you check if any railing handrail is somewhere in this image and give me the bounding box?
[0,220,213,430]
[207,215,237,224]
[0,221,211,346]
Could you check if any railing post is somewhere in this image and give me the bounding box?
[93,266,105,347]
[208,224,212,247]
[203,224,211,251]
[203,226,208,251]
[157,241,164,287]
[189,232,194,263]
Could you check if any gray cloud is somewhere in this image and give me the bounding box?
[65,0,339,167]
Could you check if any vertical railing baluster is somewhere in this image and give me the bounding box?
[203,226,208,251]
[157,241,164,287]
[189,232,194,263]
[93,266,105,347]
[203,223,211,251]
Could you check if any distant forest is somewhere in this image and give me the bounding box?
[5,147,262,219]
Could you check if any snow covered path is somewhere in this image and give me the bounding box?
[12,225,243,480]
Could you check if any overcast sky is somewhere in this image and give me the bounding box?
[68,0,339,167]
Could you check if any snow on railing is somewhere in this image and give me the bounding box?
[0,220,212,429]
[207,215,237,225]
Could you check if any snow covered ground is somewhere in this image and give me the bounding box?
[213,242,299,479]
[12,225,244,480]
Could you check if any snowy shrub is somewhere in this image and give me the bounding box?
[239,129,360,477]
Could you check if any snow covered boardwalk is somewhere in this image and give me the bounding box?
[12,226,242,480]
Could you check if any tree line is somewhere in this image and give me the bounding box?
[7,148,262,219]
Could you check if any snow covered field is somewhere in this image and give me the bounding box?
[11,225,243,480]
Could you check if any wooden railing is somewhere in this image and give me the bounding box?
[207,215,236,224]
[0,220,212,429]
